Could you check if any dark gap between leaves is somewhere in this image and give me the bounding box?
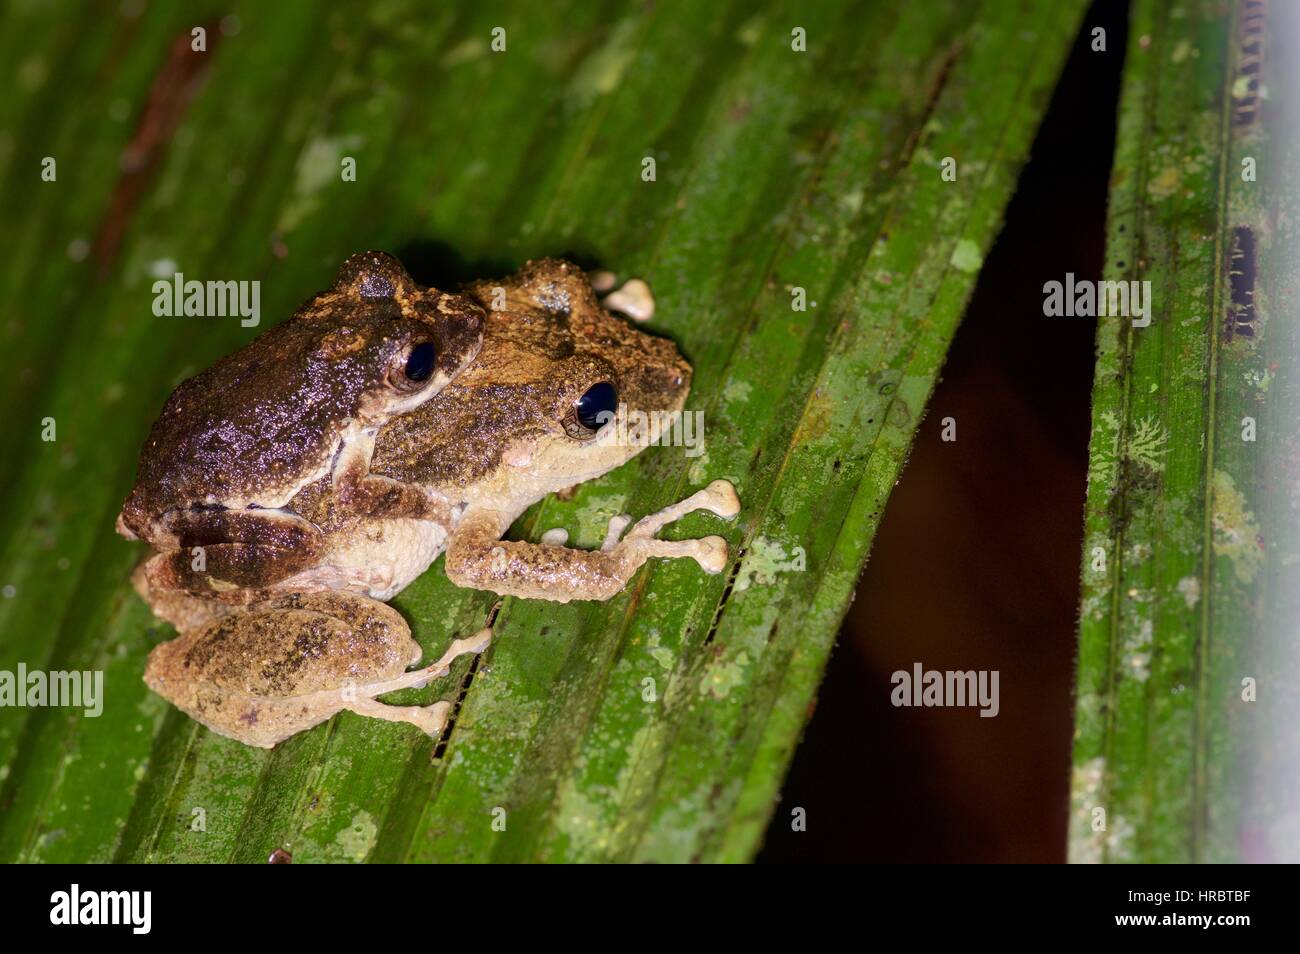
[759,0,1130,863]
[432,600,502,761]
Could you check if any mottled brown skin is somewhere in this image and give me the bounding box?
[144,591,489,748]
[118,251,484,604]
[132,258,739,748]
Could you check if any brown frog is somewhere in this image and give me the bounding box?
[118,251,484,613]
[130,259,740,748]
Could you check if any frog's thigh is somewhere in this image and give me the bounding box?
[143,538,322,597]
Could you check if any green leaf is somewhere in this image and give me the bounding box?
[1071,0,1300,863]
[0,0,1084,863]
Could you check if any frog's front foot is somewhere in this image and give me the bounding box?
[602,279,654,322]
[607,479,740,573]
[593,272,655,322]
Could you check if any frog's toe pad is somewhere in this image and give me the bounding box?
[540,527,569,546]
[694,536,729,573]
[702,479,741,518]
[407,701,452,737]
[461,626,494,656]
[601,278,655,322]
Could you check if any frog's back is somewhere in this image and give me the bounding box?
[120,319,358,529]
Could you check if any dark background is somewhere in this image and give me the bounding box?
[761,0,1127,862]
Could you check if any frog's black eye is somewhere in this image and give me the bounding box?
[575,382,618,432]
[403,341,436,382]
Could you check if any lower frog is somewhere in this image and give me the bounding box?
[127,258,740,748]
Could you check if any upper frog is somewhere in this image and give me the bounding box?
[117,251,484,550]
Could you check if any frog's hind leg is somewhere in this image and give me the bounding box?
[343,627,492,738]
[342,697,452,738]
[141,507,325,598]
[361,627,493,696]
[141,542,322,601]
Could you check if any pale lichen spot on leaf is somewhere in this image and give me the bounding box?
[1068,756,1107,864]
[279,134,365,233]
[685,450,712,484]
[1211,469,1263,584]
[722,378,752,406]
[949,238,982,274]
[17,55,48,91]
[1147,166,1181,199]
[734,535,799,592]
[705,650,749,700]
[644,631,675,671]
[1122,619,1153,682]
[440,36,487,68]
[574,493,627,547]
[567,19,638,103]
[734,13,763,46]
[1088,411,1169,489]
[334,809,378,863]
[1125,541,1152,564]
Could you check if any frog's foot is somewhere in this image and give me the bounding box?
[600,277,655,322]
[599,481,739,573]
[624,479,740,540]
[630,535,730,574]
[343,697,453,738]
[599,481,738,556]
[332,450,455,522]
